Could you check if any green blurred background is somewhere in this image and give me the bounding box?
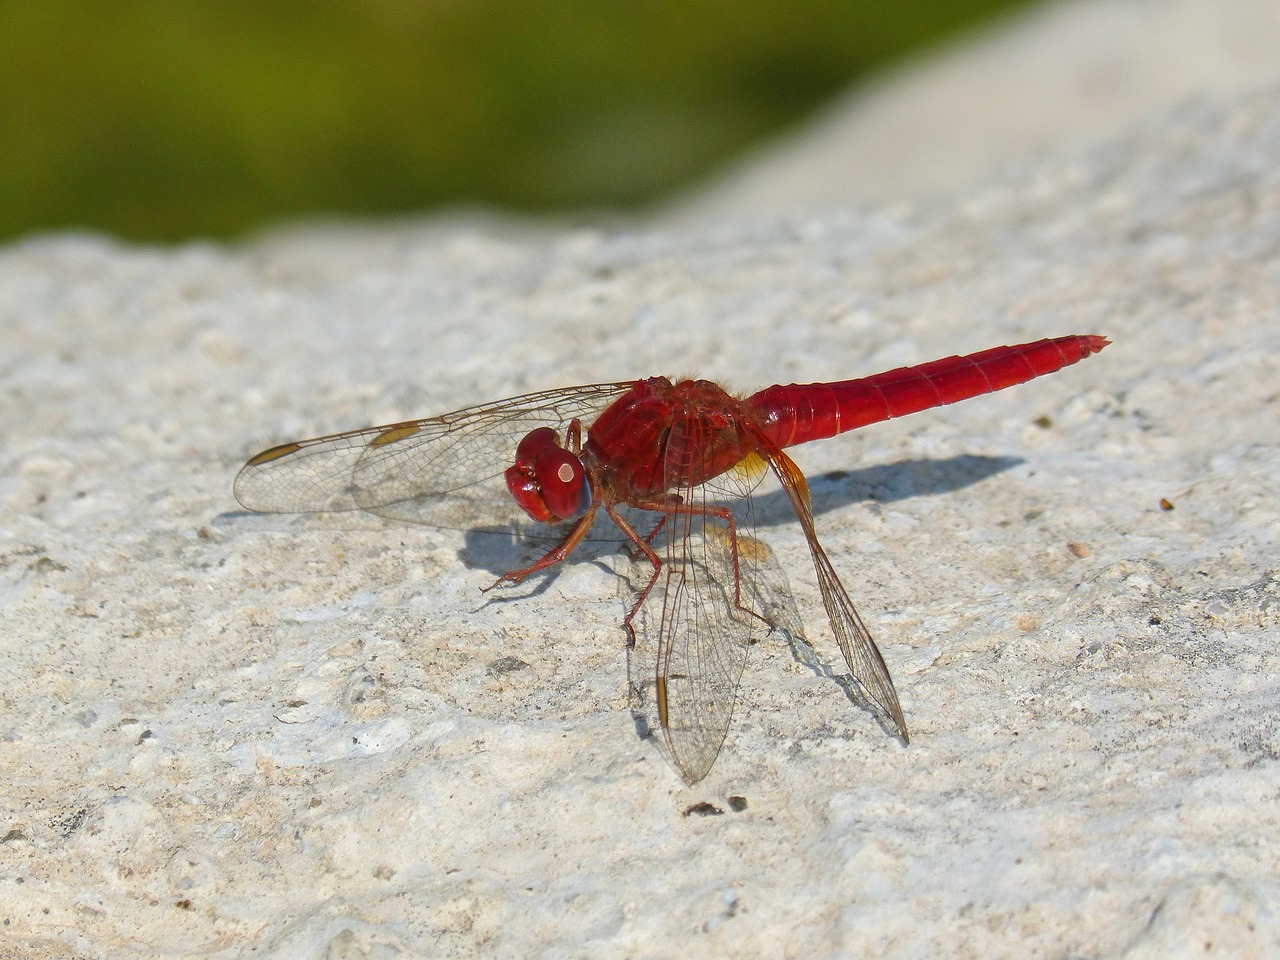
[0,0,1032,244]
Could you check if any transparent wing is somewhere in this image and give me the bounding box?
[233,382,634,531]
[626,419,772,784]
[760,443,909,742]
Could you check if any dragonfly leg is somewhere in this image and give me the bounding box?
[616,496,679,563]
[694,502,774,633]
[484,501,600,591]
[615,497,773,639]
[640,513,668,550]
[604,503,663,649]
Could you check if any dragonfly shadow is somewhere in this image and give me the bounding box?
[211,509,263,526]
[459,523,625,589]
[458,453,1021,582]
[750,453,1024,529]
[224,454,1019,588]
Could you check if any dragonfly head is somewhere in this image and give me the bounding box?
[505,426,592,523]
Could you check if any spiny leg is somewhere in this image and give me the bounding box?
[604,502,664,648]
[484,501,601,591]
[615,496,772,637]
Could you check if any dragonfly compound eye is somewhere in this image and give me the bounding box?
[505,427,591,523]
[514,426,559,465]
[532,445,591,521]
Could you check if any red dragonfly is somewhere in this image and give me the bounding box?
[235,334,1107,782]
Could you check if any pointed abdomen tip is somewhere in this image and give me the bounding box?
[1082,335,1110,354]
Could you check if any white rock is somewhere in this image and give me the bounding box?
[3,3,1279,957]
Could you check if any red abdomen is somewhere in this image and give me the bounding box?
[746,335,1108,449]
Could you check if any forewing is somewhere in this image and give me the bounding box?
[234,382,633,530]
[626,419,770,783]
[760,442,909,741]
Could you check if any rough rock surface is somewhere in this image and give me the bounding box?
[3,8,1280,960]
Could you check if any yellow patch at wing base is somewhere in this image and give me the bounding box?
[728,451,769,485]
